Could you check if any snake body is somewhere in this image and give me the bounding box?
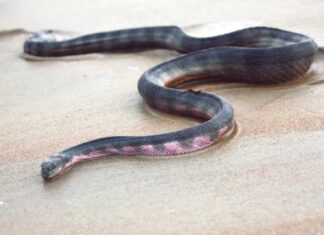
[24,26,318,180]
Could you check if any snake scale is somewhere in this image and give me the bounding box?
[23,26,318,180]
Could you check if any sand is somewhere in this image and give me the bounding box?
[0,0,323,234]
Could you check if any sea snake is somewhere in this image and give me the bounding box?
[23,26,318,180]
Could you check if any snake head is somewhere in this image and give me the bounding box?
[24,31,64,56]
[41,154,72,180]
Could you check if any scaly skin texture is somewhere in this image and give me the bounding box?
[23,26,318,180]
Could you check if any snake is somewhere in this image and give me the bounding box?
[23,26,318,180]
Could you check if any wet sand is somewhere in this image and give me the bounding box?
[0,0,324,234]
